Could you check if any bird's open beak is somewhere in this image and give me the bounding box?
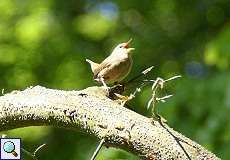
[124,38,132,49]
[127,48,135,52]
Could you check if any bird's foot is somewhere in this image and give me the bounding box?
[101,86,110,94]
[114,93,135,106]
[108,84,125,99]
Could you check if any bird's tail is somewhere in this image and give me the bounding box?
[86,59,99,73]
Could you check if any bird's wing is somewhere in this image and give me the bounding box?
[93,57,112,79]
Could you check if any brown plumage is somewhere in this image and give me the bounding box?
[86,39,134,88]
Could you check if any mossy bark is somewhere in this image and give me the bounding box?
[0,86,220,160]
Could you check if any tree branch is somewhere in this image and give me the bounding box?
[0,86,220,160]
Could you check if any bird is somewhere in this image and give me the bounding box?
[86,39,134,90]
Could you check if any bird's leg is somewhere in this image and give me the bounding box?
[100,77,110,92]
[101,78,107,88]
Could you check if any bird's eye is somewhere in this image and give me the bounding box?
[119,46,123,48]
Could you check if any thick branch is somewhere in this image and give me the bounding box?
[0,86,219,160]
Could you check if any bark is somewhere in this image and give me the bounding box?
[0,85,220,160]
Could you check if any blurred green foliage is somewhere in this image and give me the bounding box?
[0,0,230,159]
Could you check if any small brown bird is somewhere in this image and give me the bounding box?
[86,39,134,89]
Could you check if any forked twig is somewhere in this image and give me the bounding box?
[147,75,191,160]
[147,75,182,115]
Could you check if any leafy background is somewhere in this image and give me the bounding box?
[0,0,229,159]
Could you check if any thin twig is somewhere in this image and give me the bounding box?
[156,95,173,103]
[22,143,46,160]
[90,138,105,160]
[33,143,46,157]
[158,120,192,160]
[143,75,182,84]
[164,75,182,82]
[125,66,154,85]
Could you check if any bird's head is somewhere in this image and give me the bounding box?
[112,39,135,55]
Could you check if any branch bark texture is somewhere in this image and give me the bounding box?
[0,86,219,160]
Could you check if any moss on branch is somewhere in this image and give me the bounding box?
[0,86,220,160]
